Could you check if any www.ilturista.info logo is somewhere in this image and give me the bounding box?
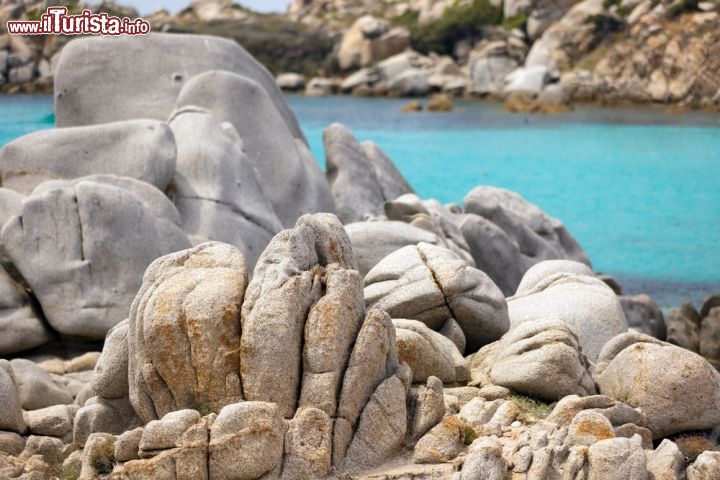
[7,6,151,36]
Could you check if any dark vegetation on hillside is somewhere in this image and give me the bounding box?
[164,15,337,76]
[392,0,503,56]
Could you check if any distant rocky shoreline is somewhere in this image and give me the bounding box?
[1,0,719,114]
[0,28,720,480]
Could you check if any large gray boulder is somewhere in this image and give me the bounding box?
[364,242,509,353]
[129,242,249,422]
[324,124,386,224]
[596,332,720,439]
[346,220,446,277]
[0,120,176,195]
[168,106,282,266]
[469,318,596,401]
[1,175,191,339]
[461,186,590,295]
[508,261,628,361]
[174,70,334,227]
[54,33,304,141]
[0,263,53,355]
[323,124,413,224]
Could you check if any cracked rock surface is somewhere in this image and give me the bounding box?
[364,241,509,353]
[1,175,192,339]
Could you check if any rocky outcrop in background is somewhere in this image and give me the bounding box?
[1,22,720,480]
[2,0,719,110]
[281,0,720,111]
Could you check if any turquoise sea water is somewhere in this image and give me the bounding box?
[1,94,719,308]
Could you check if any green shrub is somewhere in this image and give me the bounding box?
[60,458,82,480]
[507,394,557,424]
[616,4,634,16]
[166,16,334,76]
[464,425,479,445]
[398,0,503,55]
[198,402,218,416]
[90,437,116,475]
[391,9,421,29]
[503,13,528,30]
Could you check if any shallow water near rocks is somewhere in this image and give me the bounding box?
[1,94,718,308]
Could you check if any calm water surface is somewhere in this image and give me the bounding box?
[1,94,719,308]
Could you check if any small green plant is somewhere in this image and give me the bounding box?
[60,458,82,480]
[198,402,218,416]
[90,437,116,475]
[464,425,479,445]
[503,13,528,30]
[507,394,557,424]
[616,4,633,15]
[403,0,503,55]
[603,0,621,9]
